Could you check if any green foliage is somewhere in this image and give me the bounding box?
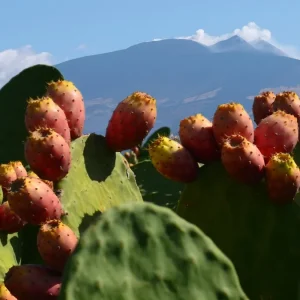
[59,202,247,300]
[177,161,300,300]
[0,64,64,164]
[131,160,183,210]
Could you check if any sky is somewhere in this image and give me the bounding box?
[0,0,299,87]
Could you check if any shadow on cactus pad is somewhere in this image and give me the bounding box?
[131,160,184,210]
[0,64,64,164]
[177,161,300,300]
[59,202,248,300]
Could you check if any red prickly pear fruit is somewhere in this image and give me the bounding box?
[179,114,220,163]
[273,91,300,118]
[0,283,17,300]
[27,171,54,190]
[46,80,85,140]
[131,146,140,157]
[0,164,17,190]
[8,161,27,178]
[149,136,198,183]
[105,91,157,151]
[25,97,71,145]
[221,134,265,184]
[265,153,300,204]
[212,102,254,146]
[5,264,61,300]
[0,202,26,233]
[7,177,63,225]
[37,219,78,272]
[254,110,298,162]
[252,91,275,124]
[24,128,71,182]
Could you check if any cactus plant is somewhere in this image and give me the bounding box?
[59,202,247,300]
[0,65,64,164]
[177,161,300,300]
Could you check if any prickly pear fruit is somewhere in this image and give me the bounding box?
[273,91,300,119]
[27,171,54,190]
[5,264,61,300]
[254,110,298,162]
[265,153,300,204]
[7,177,63,225]
[131,146,140,157]
[105,91,157,151]
[46,80,85,140]
[149,136,198,182]
[179,114,220,163]
[212,102,254,145]
[24,128,71,182]
[0,283,17,300]
[221,134,265,184]
[37,220,78,272]
[0,164,17,190]
[25,97,71,144]
[8,161,27,178]
[252,91,275,124]
[0,202,26,233]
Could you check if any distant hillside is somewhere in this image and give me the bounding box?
[55,38,300,135]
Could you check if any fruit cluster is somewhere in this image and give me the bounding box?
[149,91,300,204]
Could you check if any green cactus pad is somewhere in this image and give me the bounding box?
[0,64,63,164]
[0,233,21,280]
[132,160,184,210]
[177,161,300,300]
[59,202,247,300]
[57,133,143,235]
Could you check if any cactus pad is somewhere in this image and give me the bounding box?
[57,134,143,235]
[59,202,247,300]
[177,161,300,300]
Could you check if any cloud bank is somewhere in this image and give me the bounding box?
[154,22,300,60]
[0,45,53,88]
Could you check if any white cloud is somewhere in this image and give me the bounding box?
[154,22,300,60]
[0,45,53,88]
[76,44,87,51]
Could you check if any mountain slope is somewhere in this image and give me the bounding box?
[55,39,300,135]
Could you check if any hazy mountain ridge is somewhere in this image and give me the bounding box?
[55,38,300,135]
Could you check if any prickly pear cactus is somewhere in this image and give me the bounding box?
[59,202,247,300]
[177,161,300,300]
[138,126,171,161]
[0,64,64,164]
[57,133,143,235]
[132,160,184,210]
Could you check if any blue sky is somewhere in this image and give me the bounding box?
[0,0,299,86]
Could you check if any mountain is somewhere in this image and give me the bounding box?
[55,38,300,136]
[250,39,287,56]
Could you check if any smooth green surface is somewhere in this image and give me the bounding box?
[177,161,300,300]
[59,202,247,300]
[0,64,64,164]
[132,160,183,210]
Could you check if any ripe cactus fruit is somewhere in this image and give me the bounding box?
[8,161,27,178]
[0,283,16,300]
[37,220,78,272]
[273,91,300,119]
[179,114,220,163]
[105,91,157,151]
[24,128,71,182]
[46,80,85,140]
[4,264,61,300]
[25,97,71,144]
[265,153,300,204]
[0,164,17,190]
[27,170,54,190]
[0,202,26,233]
[7,177,63,225]
[254,110,298,162]
[221,134,265,184]
[212,102,254,145]
[148,136,198,182]
[252,91,275,124]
